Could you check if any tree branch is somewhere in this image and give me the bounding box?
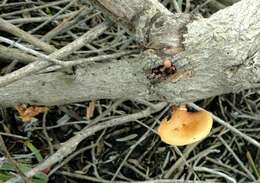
[89,0,191,50]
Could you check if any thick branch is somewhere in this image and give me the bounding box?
[0,0,260,106]
[90,0,190,50]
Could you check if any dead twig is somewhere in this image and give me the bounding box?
[8,11,79,24]
[42,112,54,155]
[189,103,260,149]
[0,17,55,53]
[0,45,37,64]
[171,0,182,13]
[29,0,78,34]
[184,0,191,13]
[0,22,109,88]
[41,7,92,42]
[218,136,255,180]
[44,50,138,72]
[193,167,236,183]
[0,132,28,140]
[0,0,71,18]
[0,36,66,66]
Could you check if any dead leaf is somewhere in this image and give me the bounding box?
[15,104,49,122]
[86,100,96,120]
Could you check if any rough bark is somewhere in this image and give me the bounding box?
[0,0,260,106]
[89,0,190,49]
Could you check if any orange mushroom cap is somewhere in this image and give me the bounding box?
[158,105,213,146]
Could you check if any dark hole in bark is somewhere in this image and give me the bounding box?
[154,19,164,28]
[147,62,177,81]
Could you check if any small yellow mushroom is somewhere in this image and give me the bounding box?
[158,105,213,146]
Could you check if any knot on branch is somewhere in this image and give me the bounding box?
[148,13,191,50]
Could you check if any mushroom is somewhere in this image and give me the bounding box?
[158,105,213,146]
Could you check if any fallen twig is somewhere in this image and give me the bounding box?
[0,22,109,87]
[189,103,260,149]
[0,17,55,53]
[0,45,37,64]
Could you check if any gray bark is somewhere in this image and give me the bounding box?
[0,0,260,106]
[89,0,190,49]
